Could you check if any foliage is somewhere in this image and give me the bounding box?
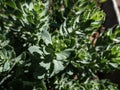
[55,75,118,90]
[0,0,120,89]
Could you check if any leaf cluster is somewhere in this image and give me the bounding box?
[0,0,120,90]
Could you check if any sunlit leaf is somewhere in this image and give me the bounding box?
[28,46,43,55]
[53,60,65,74]
[41,30,52,45]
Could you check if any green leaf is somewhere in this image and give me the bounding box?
[6,0,17,9]
[27,15,34,24]
[28,46,43,55]
[56,53,67,60]
[14,10,23,18]
[56,49,72,60]
[41,30,52,45]
[109,63,118,68]
[3,61,10,71]
[64,0,68,7]
[37,74,45,80]
[39,62,51,70]
[39,80,47,90]
[15,52,26,64]
[53,60,65,74]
